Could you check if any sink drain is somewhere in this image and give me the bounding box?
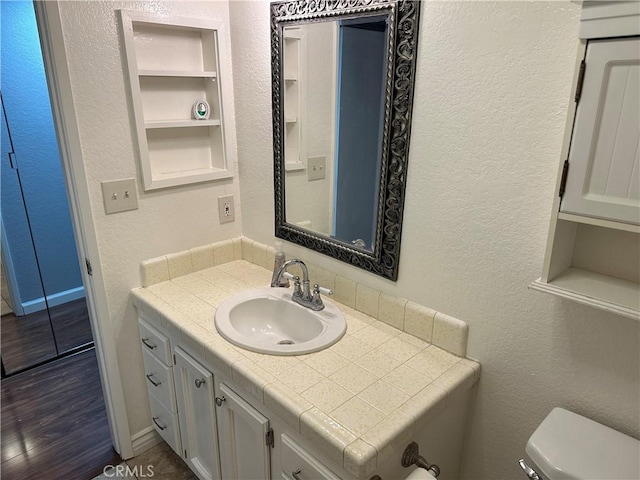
[277,339,295,345]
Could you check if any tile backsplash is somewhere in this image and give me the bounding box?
[140,237,469,357]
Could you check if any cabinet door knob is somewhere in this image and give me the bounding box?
[292,469,302,480]
[215,396,226,407]
[194,378,206,388]
[141,338,157,350]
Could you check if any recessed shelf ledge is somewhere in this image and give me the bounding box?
[138,69,217,78]
[530,268,640,320]
[145,119,221,129]
[558,212,640,233]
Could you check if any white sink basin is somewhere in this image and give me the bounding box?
[214,287,346,355]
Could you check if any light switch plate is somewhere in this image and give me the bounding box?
[101,178,138,214]
[218,195,235,223]
[307,156,326,181]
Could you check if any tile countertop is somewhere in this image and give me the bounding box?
[131,260,480,479]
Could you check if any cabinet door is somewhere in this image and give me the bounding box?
[561,37,640,225]
[216,383,271,480]
[174,347,220,480]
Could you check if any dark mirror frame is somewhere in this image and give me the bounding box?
[271,0,421,281]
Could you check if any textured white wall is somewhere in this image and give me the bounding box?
[230,1,640,479]
[57,0,241,437]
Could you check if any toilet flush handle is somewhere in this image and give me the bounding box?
[518,459,541,480]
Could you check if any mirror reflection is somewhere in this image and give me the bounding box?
[283,15,389,251]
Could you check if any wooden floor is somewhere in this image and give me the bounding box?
[1,298,93,375]
[1,348,120,479]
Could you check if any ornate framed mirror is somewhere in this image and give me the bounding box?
[271,0,421,281]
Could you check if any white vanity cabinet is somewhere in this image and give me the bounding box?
[174,351,276,480]
[215,383,272,479]
[138,317,182,454]
[138,319,274,480]
[533,2,640,320]
[174,347,221,480]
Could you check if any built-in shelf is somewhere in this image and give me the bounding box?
[531,268,639,320]
[557,212,640,234]
[145,119,221,129]
[535,27,639,321]
[138,70,217,78]
[284,162,305,172]
[283,28,306,169]
[120,11,235,190]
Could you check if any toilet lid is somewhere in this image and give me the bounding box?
[526,408,640,480]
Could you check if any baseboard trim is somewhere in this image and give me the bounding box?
[21,286,85,315]
[131,426,162,458]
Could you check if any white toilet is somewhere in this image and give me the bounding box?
[519,407,640,480]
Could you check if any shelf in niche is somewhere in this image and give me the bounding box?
[530,268,639,320]
[120,10,235,191]
[145,119,221,129]
[557,212,640,234]
[138,69,217,78]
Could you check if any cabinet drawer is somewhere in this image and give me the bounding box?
[149,394,181,455]
[138,317,172,365]
[281,434,341,480]
[142,349,177,413]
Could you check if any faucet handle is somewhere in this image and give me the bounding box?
[282,272,296,281]
[289,275,302,297]
[313,284,333,296]
[310,284,332,311]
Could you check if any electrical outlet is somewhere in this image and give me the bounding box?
[307,156,326,181]
[101,178,138,214]
[218,195,235,223]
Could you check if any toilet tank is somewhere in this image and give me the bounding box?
[524,408,639,480]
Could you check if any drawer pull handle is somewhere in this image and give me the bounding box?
[215,396,226,407]
[152,416,167,431]
[292,469,302,480]
[141,338,157,350]
[146,374,161,387]
[195,378,206,388]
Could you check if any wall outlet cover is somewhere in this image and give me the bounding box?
[218,195,235,223]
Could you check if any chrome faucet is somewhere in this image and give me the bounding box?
[271,259,333,311]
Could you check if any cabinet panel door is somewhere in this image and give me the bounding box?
[216,383,271,480]
[561,37,640,225]
[174,347,220,480]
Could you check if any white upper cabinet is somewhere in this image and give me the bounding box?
[120,11,235,190]
[533,3,640,320]
[561,37,640,225]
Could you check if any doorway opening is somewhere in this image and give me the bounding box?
[0,1,93,377]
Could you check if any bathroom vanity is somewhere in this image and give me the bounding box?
[132,238,480,480]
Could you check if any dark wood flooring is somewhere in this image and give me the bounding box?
[1,348,120,479]
[1,298,93,375]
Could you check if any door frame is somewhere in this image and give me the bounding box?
[33,1,133,458]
